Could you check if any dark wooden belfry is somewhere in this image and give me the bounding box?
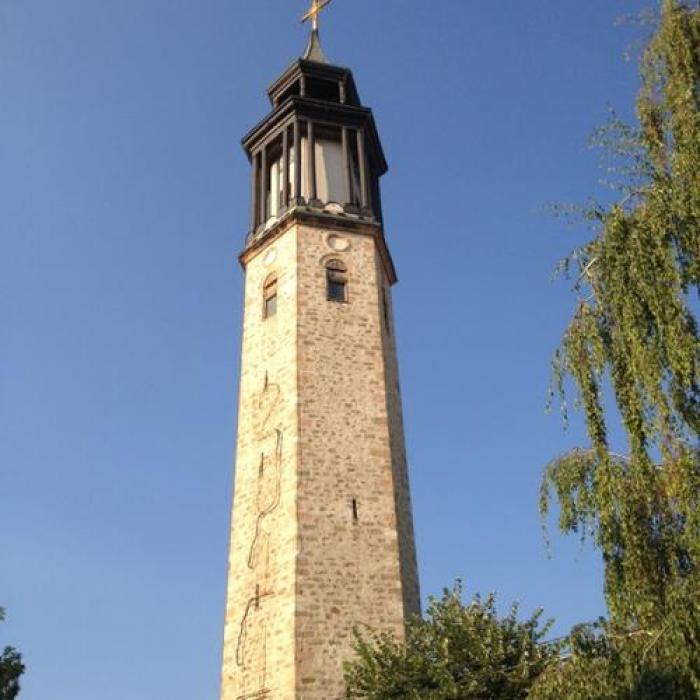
[242,30,388,246]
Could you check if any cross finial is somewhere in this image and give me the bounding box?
[301,0,332,32]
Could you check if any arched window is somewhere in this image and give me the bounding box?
[326,259,347,303]
[263,273,278,318]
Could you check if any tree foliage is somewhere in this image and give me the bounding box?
[344,583,558,699]
[531,617,699,699]
[541,1,700,696]
[0,609,23,700]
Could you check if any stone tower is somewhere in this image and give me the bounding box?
[220,24,420,700]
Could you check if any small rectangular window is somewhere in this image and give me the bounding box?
[327,279,346,302]
[326,260,348,303]
[263,276,278,318]
[264,293,277,317]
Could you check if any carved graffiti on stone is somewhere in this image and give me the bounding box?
[234,374,283,699]
[249,428,282,570]
[235,596,271,700]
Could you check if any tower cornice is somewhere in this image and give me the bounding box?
[238,208,398,286]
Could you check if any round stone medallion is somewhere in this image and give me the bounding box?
[327,234,350,252]
[263,247,278,265]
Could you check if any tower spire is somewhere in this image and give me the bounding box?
[301,0,331,62]
[302,28,328,63]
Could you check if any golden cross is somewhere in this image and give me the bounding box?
[301,0,332,32]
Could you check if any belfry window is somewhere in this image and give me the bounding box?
[312,129,345,205]
[326,259,347,303]
[263,274,278,318]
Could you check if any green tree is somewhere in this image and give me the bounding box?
[344,583,558,699]
[0,609,24,700]
[538,1,700,696]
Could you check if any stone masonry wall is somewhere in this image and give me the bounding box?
[221,228,299,700]
[221,219,420,700]
[294,223,420,699]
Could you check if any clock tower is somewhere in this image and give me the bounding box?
[220,14,420,699]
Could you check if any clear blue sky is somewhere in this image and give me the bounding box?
[2,1,651,698]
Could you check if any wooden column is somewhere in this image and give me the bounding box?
[250,151,259,231]
[341,127,352,206]
[307,120,318,205]
[357,128,369,211]
[259,145,267,224]
[282,127,290,210]
[293,119,302,204]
